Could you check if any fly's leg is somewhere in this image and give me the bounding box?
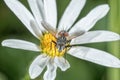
[50,40,57,55]
[52,40,56,45]
[50,40,56,50]
[64,44,72,63]
[64,47,68,63]
[65,45,72,49]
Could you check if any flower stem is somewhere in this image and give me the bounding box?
[107,0,120,80]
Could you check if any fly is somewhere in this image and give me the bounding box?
[56,30,69,52]
[41,21,85,52]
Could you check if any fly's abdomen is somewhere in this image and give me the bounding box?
[56,37,67,52]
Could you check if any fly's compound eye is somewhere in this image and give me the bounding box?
[63,32,69,36]
[58,31,63,36]
[58,30,69,37]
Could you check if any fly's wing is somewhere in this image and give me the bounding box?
[67,30,85,40]
[41,21,57,36]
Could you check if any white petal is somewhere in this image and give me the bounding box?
[30,20,42,37]
[68,46,120,68]
[44,0,57,28]
[58,0,86,31]
[44,59,57,80]
[69,4,110,34]
[1,39,40,52]
[4,0,39,38]
[54,57,70,71]
[29,54,50,79]
[27,0,45,31]
[36,0,46,20]
[71,30,120,45]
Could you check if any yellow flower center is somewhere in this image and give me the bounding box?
[40,32,69,57]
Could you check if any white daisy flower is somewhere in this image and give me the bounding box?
[2,0,120,80]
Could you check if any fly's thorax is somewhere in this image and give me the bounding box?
[56,36,67,52]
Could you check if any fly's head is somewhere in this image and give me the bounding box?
[57,30,69,37]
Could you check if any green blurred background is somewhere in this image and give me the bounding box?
[0,0,120,80]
